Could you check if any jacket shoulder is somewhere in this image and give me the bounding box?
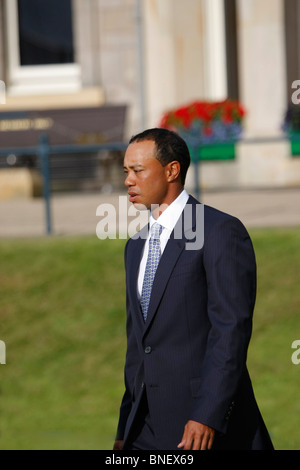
[187,194,249,235]
[188,194,242,224]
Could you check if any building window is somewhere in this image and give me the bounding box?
[17,0,74,66]
[5,0,81,95]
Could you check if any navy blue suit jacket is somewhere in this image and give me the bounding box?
[116,196,273,450]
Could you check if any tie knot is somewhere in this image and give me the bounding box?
[151,223,162,240]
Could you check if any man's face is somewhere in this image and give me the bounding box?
[124,140,169,211]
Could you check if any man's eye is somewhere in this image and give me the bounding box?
[123,169,143,175]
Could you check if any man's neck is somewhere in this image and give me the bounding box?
[151,185,184,219]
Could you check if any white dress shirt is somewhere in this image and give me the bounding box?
[137,189,189,298]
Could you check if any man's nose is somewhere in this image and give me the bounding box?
[125,172,135,187]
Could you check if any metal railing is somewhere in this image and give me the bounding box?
[190,133,296,202]
[0,134,128,234]
[0,132,296,235]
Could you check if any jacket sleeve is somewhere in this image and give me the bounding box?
[189,216,257,434]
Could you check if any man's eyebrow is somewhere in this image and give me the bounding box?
[123,163,144,169]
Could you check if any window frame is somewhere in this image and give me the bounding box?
[5,0,81,96]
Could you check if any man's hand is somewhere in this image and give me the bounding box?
[178,420,215,450]
[113,440,123,450]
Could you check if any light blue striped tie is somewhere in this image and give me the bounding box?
[140,223,163,321]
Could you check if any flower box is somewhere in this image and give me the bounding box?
[190,142,236,161]
[290,137,300,156]
[282,105,300,157]
[287,132,300,156]
[159,99,245,161]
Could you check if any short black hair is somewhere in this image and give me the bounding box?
[129,128,190,185]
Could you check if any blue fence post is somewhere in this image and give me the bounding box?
[38,133,52,235]
[192,145,201,201]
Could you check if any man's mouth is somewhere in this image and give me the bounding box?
[128,192,139,202]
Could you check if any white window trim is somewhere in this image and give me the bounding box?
[5,0,82,96]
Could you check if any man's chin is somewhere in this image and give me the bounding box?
[131,201,149,211]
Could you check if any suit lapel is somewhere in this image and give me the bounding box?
[127,197,200,336]
[143,233,186,334]
[127,225,148,331]
[142,196,201,334]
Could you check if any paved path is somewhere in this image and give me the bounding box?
[0,187,300,238]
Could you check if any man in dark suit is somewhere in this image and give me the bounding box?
[113,128,273,450]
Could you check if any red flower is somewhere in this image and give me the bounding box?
[174,106,192,128]
[159,99,246,131]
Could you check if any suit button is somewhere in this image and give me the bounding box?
[145,346,152,354]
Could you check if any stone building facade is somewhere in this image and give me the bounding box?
[0,0,300,191]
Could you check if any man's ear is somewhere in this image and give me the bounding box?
[166,161,181,182]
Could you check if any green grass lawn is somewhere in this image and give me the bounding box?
[0,228,299,450]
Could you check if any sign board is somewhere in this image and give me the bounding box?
[0,105,127,148]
